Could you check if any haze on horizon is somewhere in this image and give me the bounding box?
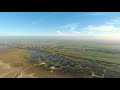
[0,12,120,40]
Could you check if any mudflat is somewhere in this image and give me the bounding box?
[0,48,67,78]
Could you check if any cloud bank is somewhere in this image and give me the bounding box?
[55,17,120,40]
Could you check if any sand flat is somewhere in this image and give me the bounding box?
[0,48,68,78]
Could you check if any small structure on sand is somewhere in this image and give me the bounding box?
[50,66,56,70]
[40,62,46,65]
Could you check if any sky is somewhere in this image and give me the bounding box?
[0,12,120,39]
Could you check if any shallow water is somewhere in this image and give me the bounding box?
[28,49,64,62]
[28,49,78,67]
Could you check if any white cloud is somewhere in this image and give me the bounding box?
[70,30,81,34]
[56,30,63,35]
[56,23,120,36]
[56,30,81,36]
[56,31,70,36]
[81,24,120,40]
[98,33,120,40]
[85,18,120,32]
[59,23,79,31]
[56,18,120,37]
[57,30,61,33]
[84,25,120,31]
[56,23,81,36]
[106,18,120,25]
[86,12,104,16]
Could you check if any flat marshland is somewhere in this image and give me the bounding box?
[0,37,120,78]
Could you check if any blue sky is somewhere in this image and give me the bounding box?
[0,12,120,38]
